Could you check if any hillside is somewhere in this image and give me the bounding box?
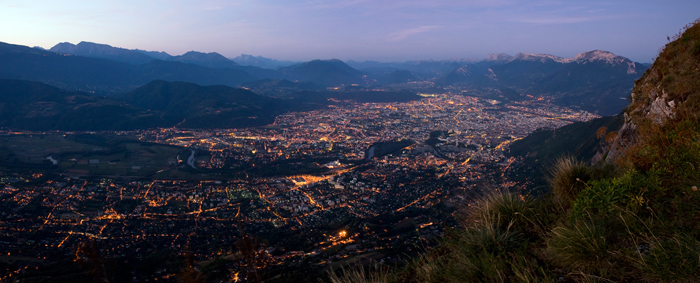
[508,114,624,186]
[331,19,700,283]
[0,79,167,130]
[119,80,284,128]
[0,79,288,130]
[0,78,425,131]
[279,59,364,87]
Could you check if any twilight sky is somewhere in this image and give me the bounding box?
[1,0,699,62]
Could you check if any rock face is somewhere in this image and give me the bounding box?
[605,19,700,163]
[605,67,679,162]
[603,113,637,162]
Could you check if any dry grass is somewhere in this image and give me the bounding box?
[634,234,700,282]
[548,157,594,206]
[326,263,390,283]
[467,190,535,231]
[546,220,610,273]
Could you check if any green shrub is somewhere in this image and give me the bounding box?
[549,157,594,206]
[571,169,657,218]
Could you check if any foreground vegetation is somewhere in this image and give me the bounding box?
[328,19,700,283]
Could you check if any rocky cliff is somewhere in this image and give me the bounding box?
[605,19,700,163]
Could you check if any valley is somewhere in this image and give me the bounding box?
[0,92,596,281]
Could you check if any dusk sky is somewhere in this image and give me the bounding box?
[2,0,699,62]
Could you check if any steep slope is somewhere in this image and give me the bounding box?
[508,114,624,186]
[606,21,700,163]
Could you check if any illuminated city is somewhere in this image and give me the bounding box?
[0,92,596,281]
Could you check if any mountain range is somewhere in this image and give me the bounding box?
[443,50,648,114]
[0,40,649,119]
[231,54,300,69]
[0,42,255,94]
[50,41,243,69]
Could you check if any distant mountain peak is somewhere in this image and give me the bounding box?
[572,50,625,64]
[510,52,572,64]
[49,41,157,64]
[505,50,638,73]
[170,51,239,69]
[179,51,234,61]
[486,53,513,62]
[279,59,363,86]
[571,50,639,74]
[231,54,299,68]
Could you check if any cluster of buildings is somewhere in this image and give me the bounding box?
[0,93,597,281]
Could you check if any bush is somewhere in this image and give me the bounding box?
[549,157,594,206]
[571,169,656,219]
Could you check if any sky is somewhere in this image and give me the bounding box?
[1,0,699,62]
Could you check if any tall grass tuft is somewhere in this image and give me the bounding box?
[549,157,594,206]
[400,191,540,283]
[462,212,525,255]
[326,263,390,283]
[546,220,610,273]
[468,190,536,232]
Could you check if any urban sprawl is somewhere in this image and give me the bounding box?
[0,92,597,281]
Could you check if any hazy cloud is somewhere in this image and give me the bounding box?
[512,15,608,24]
[387,25,438,41]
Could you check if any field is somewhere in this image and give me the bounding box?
[0,133,199,178]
